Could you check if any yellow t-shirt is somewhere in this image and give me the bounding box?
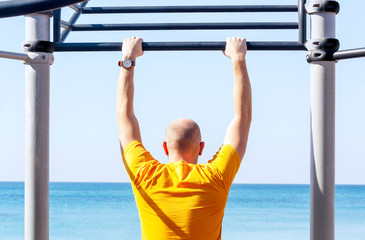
[122,140,241,240]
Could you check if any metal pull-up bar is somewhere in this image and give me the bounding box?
[71,5,299,32]
[53,0,307,52]
[81,5,299,14]
[67,22,299,31]
[53,41,306,52]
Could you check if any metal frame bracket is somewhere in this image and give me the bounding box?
[23,52,54,65]
[23,40,55,65]
[305,38,339,63]
[23,40,54,53]
[305,1,340,14]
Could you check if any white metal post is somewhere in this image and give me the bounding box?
[24,13,52,240]
[0,50,29,61]
[308,1,337,240]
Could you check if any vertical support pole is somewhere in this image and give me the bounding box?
[310,61,335,240]
[298,0,307,44]
[53,9,61,43]
[307,1,339,240]
[24,13,51,240]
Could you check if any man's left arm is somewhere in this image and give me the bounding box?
[116,37,144,151]
[223,37,252,160]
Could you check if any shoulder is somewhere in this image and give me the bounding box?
[123,140,160,176]
[208,144,240,164]
[205,144,242,189]
[123,140,155,160]
[123,140,145,153]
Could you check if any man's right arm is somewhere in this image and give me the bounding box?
[116,37,144,151]
[223,37,252,161]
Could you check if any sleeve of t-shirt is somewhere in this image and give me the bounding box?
[122,140,155,180]
[208,144,241,190]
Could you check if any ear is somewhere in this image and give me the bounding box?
[163,141,169,155]
[199,141,205,156]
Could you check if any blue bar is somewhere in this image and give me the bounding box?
[298,0,307,44]
[53,9,61,43]
[70,22,299,31]
[60,1,88,42]
[53,41,306,51]
[81,5,298,14]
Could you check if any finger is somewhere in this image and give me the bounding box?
[122,38,128,51]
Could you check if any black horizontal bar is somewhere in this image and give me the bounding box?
[333,48,365,61]
[0,0,87,19]
[53,41,306,52]
[81,5,298,14]
[71,22,298,31]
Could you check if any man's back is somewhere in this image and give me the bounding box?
[123,141,241,240]
[117,37,251,239]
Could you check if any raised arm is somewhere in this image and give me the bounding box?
[116,37,144,150]
[223,37,252,160]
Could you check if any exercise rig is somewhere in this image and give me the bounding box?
[1,0,365,240]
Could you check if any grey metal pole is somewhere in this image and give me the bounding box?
[0,50,29,61]
[307,1,337,240]
[333,48,365,61]
[24,13,52,240]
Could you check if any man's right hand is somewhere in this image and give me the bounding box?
[117,37,144,151]
[122,37,144,61]
[223,37,247,62]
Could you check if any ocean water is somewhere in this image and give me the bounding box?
[0,182,364,240]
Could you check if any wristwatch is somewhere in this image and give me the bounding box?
[118,58,135,68]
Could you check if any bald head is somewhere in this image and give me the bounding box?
[165,118,202,157]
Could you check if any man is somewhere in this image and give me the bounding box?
[116,37,252,240]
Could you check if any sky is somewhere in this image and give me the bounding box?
[0,0,364,184]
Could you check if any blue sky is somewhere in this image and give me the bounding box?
[0,0,364,184]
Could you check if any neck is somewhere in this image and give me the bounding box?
[168,152,198,165]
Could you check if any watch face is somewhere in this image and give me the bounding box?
[123,59,132,68]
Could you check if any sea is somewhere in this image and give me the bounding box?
[0,182,364,240]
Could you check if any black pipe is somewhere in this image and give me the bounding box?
[53,41,306,52]
[298,0,307,44]
[70,22,298,31]
[53,9,61,43]
[81,5,298,14]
